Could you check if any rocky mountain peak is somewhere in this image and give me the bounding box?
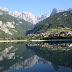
[68,8,72,11]
[37,14,50,22]
[0,6,50,24]
[50,8,64,16]
[22,11,37,24]
[0,6,8,12]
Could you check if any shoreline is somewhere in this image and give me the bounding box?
[30,39,72,41]
[0,39,72,42]
[0,40,27,43]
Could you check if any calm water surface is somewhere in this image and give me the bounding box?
[0,42,72,72]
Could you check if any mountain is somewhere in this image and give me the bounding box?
[0,9,34,38]
[50,8,72,16]
[37,14,50,22]
[0,6,8,12]
[9,11,50,24]
[31,10,72,34]
[9,55,52,70]
[0,6,72,25]
[0,6,50,24]
[50,8,64,16]
[9,11,37,24]
[68,8,72,11]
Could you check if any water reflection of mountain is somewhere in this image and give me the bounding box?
[8,55,72,72]
[27,42,72,68]
[10,55,51,69]
[0,42,72,72]
[0,43,36,72]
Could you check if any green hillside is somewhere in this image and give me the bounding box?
[31,10,72,34]
[0,10,34,38]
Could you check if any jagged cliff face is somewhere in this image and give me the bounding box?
[0,21,16,35]
[0,6,72,36]
[0,8,34,37]
[0,6,9,12]
[9,11,50,24]
[0,6,72,24]
[0,6,50,24]
[50,8,64,16]
[31,9,72,34]
[50,8,72,16]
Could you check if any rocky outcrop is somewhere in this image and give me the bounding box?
[50,8,64,16]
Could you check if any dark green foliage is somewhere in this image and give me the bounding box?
[28,42,72,67]
[32,10,72,34]
[0,10,34,38]
[0,43,35,71]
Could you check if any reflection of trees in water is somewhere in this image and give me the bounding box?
[0,42,72,72]
[0,43,35,72]
[28,42,72,51]
[27,43,72,67]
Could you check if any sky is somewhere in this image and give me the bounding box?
[0,0,72,16]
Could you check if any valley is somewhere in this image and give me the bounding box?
[0,6,72,40]
[0,1,72,72]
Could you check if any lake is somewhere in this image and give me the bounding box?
[0,41,72,72]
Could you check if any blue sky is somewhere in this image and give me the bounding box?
[0,0,72,16]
